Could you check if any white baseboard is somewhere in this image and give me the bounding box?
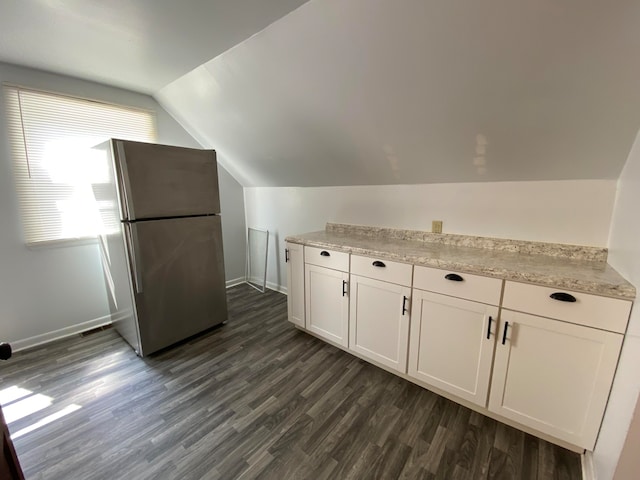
[229,278,287,294]
[582,451,596,480]
[266,281,287,295]
[12,315,113,352]
[226,277,246,288]
[11,280,284,352]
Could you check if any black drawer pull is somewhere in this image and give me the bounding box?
[320,251,330,257]
[402,296,409,315]
[486,316,493,340]
[285,248,289,263]
[342,280,348,297]
[550,292,576,303]
[502,321,509,345]
[445,273,464,282]
[372,261,386,268]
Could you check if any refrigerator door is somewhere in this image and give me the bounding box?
[100,226,142,355]
[113,139,220,220]
[128,215,227,356]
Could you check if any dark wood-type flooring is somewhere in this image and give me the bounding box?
[1,284,582,479]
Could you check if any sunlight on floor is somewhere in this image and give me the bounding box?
[0,385,82,439]
[3,393,53,423]
[0,385,32,404]
[11,404,82,440]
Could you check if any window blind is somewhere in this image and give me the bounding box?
[3,85,157,245]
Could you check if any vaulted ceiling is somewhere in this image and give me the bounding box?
[0,0,309,93]
[157,0,640,186]
[2,0,640,187]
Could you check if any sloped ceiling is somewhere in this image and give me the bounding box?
[157,0,640,187]
[0,0,309,93]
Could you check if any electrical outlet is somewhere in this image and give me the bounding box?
[432,220,443,234]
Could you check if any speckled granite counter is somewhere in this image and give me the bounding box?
[286,224,635,300]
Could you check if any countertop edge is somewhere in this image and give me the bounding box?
[285,235,636,301]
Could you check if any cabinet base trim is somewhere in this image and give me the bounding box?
[581,451,595,480]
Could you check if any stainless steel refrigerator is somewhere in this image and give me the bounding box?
[92,139,228,356]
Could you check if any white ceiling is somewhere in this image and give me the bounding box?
[0,0,309,93]
[1,0,640,188]
[158,0,640,187]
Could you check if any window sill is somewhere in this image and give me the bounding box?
[26,236,99,250]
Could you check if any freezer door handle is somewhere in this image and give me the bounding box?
[126,224,144,294]
[116,140,136,220]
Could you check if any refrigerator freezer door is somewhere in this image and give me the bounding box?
[130,215,227,355]
[113,139,221,220]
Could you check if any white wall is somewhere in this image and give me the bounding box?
[0,62,246,349]
[157,0,640,189]
[613,394,640,480]
[595,130,640,479]
[218,165,247,284]
[244,179,616,290]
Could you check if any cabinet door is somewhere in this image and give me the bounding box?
[286,242,305,328]
[349,275,411,373]
[408,290,498,406]
[305,264,349,346]
[488,310,623,450]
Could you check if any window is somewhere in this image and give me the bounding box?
[3,85,157,245]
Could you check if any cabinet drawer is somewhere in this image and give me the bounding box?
[413,266,503,306]
[351,255,413,287]
[503,281,631,333]
[304,246,349,272]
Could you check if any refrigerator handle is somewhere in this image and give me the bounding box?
[115,140,136,220]
[126,223,144,294]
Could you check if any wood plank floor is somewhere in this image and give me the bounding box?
[1,284,582,479]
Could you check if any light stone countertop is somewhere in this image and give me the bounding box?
[285,229,636,300]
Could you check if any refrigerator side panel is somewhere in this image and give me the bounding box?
[91,140,142,355]
[113,139,220,219]
[132,215,227,355]
[102,225,142,355]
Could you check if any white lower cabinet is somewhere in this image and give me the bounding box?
[488,309,623,449]
[305,264,349,347]
[349,274,411,373]
[285,242,305,328]
[285,240,632,451]
[408,290,498,407]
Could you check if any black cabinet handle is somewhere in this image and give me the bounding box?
[550,292,576,303]
[0,343,12,361]
[486,316,493,340]
[342,280,348,297]
[372,260,386,268]
[502,321,509,345]
[402,296,409,315]
[285,248,289,263]
[445,273,464,282]
[320,251,330,257]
